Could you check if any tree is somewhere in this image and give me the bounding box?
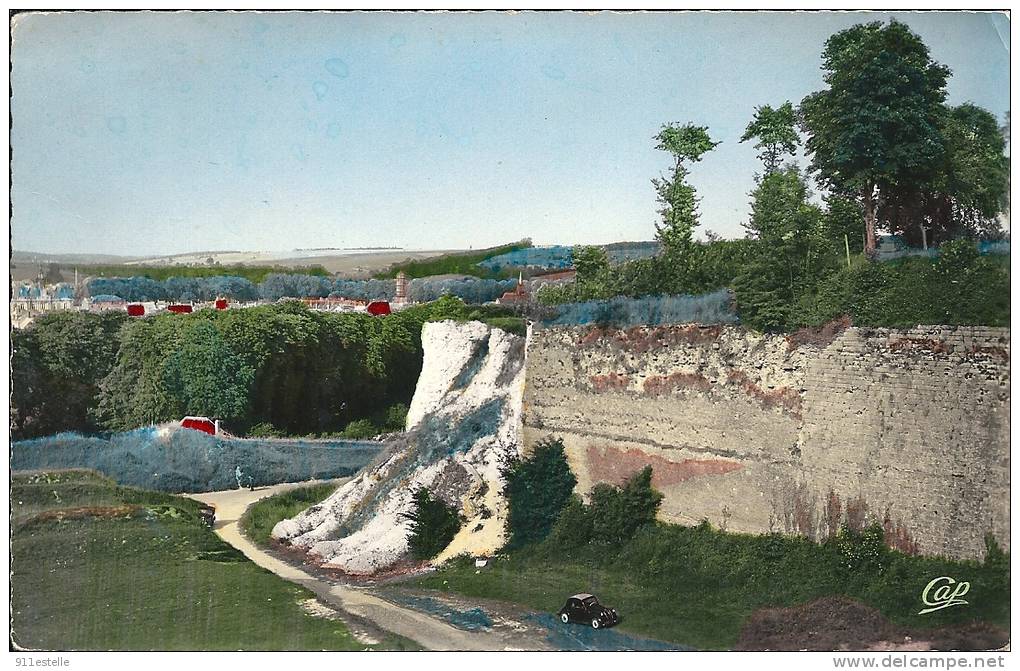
[589,466,664,545]
[882,103,1009,246]
[800,20,951,256]
[502,436,578,548]
[740,102,799,174]
[735,166,831,331]
[652,123,720,273]
[402,488,462,560]
[161,321,255,421]
[11,312,127,439]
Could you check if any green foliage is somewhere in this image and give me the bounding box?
[502,437,578,549]
[340,418,378,440]
[550,466,663,548]
[800,19,952,252]
[89,298,471,435]
[797,244,1009,329]
[422,517,1008,650]
[573,245,611,284]
[382,402,409,431]
[652,123,720,275]
[836,523,889,572]
[77,262,329,283]
[10,472,409,650]
[375,240,532,279]
[11,311,128,439]
[240,482,339,547]
[884,103,1010,245]
[481,317,527,336]
[734,166,835,331]
[403,488,462,560]
[161,321,255,422]
[247,422,283,438]
[740,101,799,173]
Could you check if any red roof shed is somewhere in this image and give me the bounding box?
[181,416,217,435]
[367,301,391,316]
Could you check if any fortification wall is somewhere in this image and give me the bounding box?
[522,323,1010,561]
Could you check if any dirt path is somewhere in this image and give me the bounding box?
[187,483,546,651]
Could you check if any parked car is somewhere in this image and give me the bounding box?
[557,593,620,629]
[198,505,216,528]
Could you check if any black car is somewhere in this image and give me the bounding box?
[198,505,216,528]
[557,593,620,629]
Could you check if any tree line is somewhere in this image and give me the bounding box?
[85,274,522,304]
[10,297,507,441]
[539,19,1009,332]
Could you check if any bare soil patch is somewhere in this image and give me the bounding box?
[734,596,1008,651]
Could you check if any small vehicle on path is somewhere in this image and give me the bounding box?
[557,593,620,629]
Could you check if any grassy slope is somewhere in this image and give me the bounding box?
[240,482,339,547]
[374,241,531,279]
[414,524,1010,651]
[10,471,410,651]
[74,263,330,282]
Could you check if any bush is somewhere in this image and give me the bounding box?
[796,246,1009,329]
[247,422,282,438]
[549,465,663,549]
[540,290,738,328]
[836,522,889,572]
[483,317,527,336]
[403,488,462,560]
[381,403,409,431]
[341,419,378,440]
[502,437,577,549]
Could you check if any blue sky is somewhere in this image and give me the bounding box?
[11,11,1010,256]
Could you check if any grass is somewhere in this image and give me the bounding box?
[240,482,339,547]
[415,522,1010,650]
[11,470,413,650]
[74,263,330,282]
[374,240,532,279]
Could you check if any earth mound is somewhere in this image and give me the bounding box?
[734,596,1008,651]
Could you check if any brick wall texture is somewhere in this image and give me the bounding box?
[522,324,1009,560]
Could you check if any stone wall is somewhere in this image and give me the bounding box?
[522,323,1010,561]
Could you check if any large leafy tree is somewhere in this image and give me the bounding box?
[800,20,951,256]
[652,123,720,261]
[740,102,799,174]
[882,103,1009,246]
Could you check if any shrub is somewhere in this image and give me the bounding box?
[547,495,595,549]
[403,488,462,560]
[589,466,664,545]
[341,419,378,440]
[836,522,888,572]
[502,437,577,549]
[382,403,409,432]
[247,422,282,438]
[549,465,663,549]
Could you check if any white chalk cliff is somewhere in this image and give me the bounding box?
[272,320,528,574]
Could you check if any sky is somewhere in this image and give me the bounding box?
[10,10,1011,256]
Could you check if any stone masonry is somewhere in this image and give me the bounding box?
[522,323,1009,561]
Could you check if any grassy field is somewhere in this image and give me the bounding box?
[240,482,339,547]
[11,470,411,651]
[414,523,1010,650]
[374,240,531,279]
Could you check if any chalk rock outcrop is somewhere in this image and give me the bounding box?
[272,320,527,574]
